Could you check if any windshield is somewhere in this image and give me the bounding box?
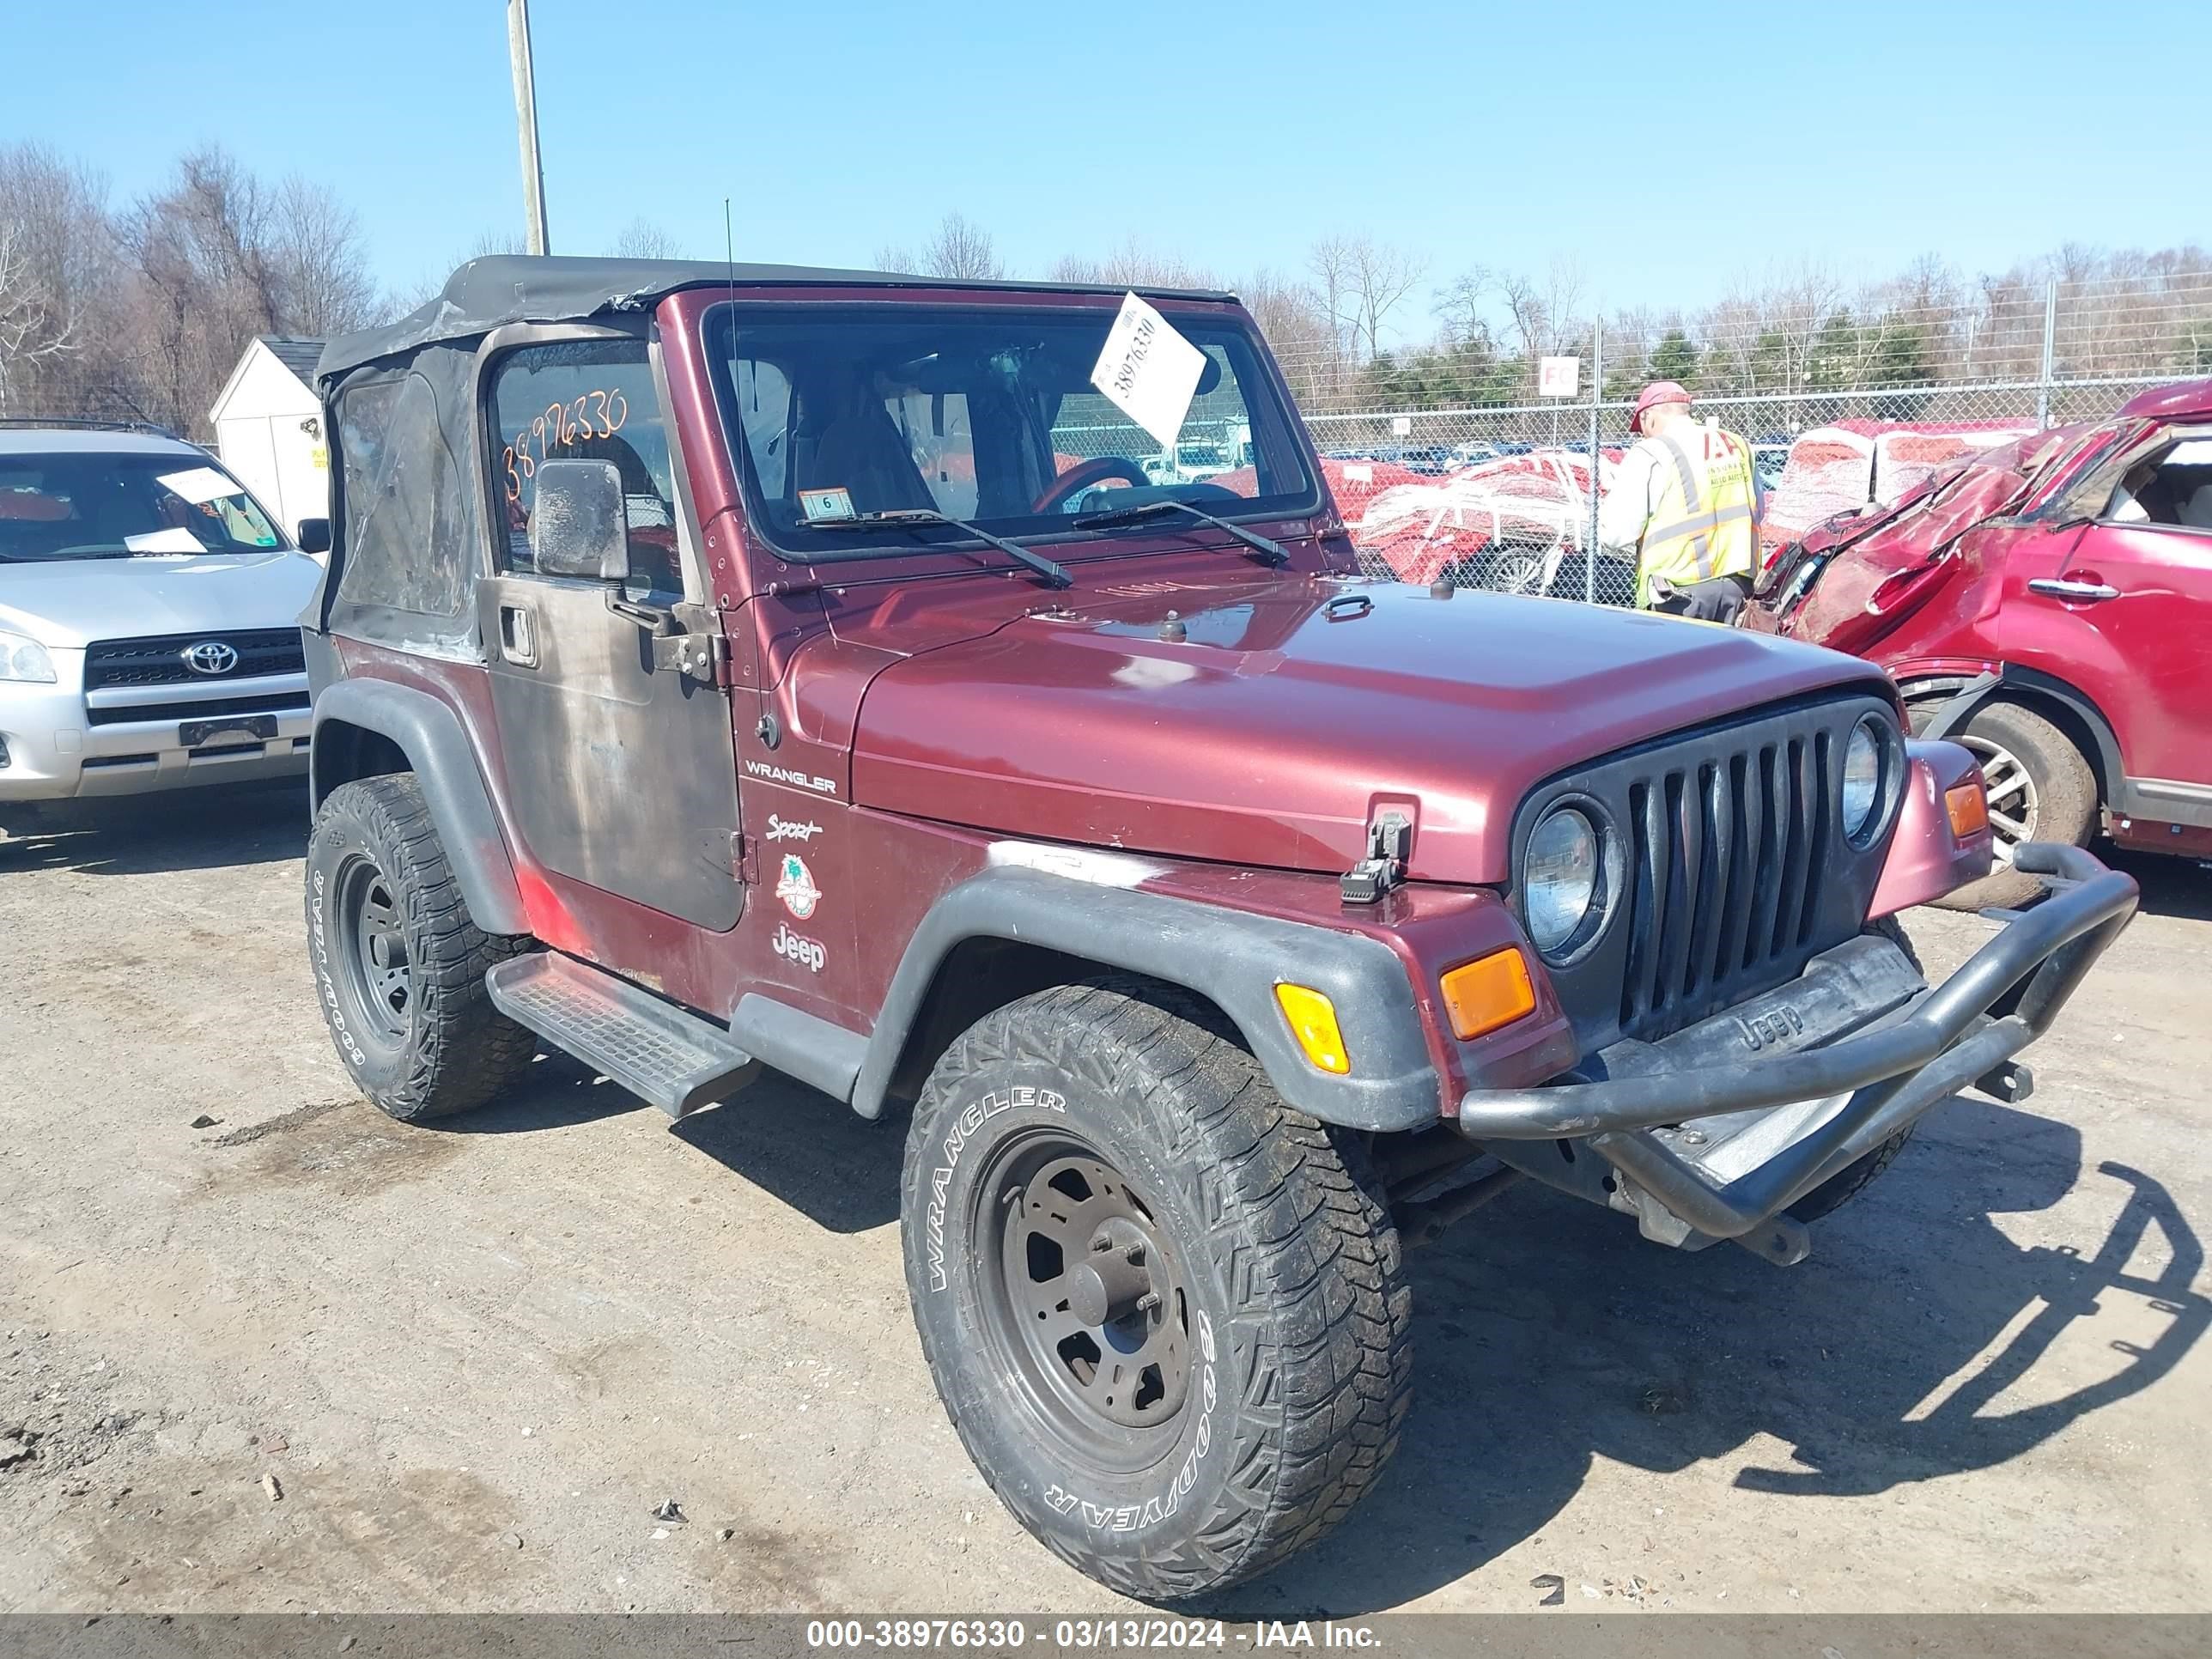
[0,452,285,563]
[705,302,1318,562]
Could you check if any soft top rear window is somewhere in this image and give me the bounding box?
[703,302,1318,562]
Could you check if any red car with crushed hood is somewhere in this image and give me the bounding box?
[295,257,2135,1599]
[1744,380,2212,908]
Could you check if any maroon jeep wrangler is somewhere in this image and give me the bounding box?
[299,258,2136,1599]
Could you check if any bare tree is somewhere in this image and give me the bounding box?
[1495,257,1588,365]
[1238,267,1335,406]
[0,143,113,415]
[608,217,679,259]
[1050,238,1217,290]
[878,211,1004,280]
[1431,268,1494,352]
[1344,237,1427,362]
[0,221,79,413]
[268,177,378,336]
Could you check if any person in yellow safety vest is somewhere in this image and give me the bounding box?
[1596,380,1762,622]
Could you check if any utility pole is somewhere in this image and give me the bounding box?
[507,0,550,255]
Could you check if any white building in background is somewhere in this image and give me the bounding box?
[209,337,328,540]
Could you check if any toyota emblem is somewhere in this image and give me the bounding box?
[182,641,240,676]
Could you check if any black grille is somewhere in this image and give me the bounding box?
[1513,693,1902,1050]
[86,690,306,727]
[82,630,305,690]
[1619,730,1838,1038]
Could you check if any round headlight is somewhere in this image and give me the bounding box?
[1525,806,1600,957]
[1843,717,1886,840]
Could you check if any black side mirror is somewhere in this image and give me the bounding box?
[295,517,331,554]
[530,459,632,581]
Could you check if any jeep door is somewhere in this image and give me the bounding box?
[477,327,744,930]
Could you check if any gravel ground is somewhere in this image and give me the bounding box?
[2,787,2208,1616]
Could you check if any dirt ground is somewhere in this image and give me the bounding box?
[2,786,2208,1617]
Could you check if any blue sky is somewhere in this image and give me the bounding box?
[9,0,2209,336]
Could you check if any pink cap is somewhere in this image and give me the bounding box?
[1630,381,1692,434]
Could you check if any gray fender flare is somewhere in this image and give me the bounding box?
[310,678,530,938]
[848,866,1443,1133]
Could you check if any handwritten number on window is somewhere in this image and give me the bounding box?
[501,385,631,501]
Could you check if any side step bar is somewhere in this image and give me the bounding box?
[485,952,760,1119]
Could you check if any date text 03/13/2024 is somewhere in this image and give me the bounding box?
[803,1620,1384,1650]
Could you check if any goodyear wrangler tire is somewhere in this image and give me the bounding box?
[306,775,536,1122]
[900,981,1413,1601]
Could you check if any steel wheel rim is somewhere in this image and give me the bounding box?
[973,1127,1194,1468]
[1960,736,2038,865]
[336,854,412,1046]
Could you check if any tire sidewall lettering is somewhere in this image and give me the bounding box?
[910,1062,1237,1548]
[924,1085,1066,1295]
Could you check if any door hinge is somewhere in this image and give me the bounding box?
[729,830,757,886]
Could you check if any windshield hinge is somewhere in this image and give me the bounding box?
[653,609,734,690]
[1340,811,1413,905]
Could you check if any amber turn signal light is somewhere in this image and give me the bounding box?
[1947,781,1990,840]
[1274,983,1351,1075]
[1440,947,1537,1042]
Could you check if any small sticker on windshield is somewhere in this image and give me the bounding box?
[799,486,856,524]
[155,466,241,505]
[123,527,206,554]
[1091,292,1208,448]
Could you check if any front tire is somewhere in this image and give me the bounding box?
[305,775,536,1121]
[901,981,1412,1601]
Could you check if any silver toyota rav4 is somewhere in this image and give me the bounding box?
[0,422,327,825]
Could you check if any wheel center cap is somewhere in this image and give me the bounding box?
[1066,1218,1153,1326]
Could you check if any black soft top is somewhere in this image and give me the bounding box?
[317,255,1239,384]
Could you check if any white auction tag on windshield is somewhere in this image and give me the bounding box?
[124,527,205,553]
[1090,293,1207,448]
[156,466,240,505]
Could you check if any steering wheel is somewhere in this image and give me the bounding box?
[1034,456,1150,514]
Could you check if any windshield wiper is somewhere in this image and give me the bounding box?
[1072,498,1290,567]
[815,508,1073,589]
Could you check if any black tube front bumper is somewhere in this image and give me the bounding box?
[1455,844,2137,1260]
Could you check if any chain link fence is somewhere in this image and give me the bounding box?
[1304,270,2212,608]
[1308,375,2193,609]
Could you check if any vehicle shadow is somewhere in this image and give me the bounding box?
[2106,842,2211,922]
[671,1072,902,1235]
[1212,1096,2209,1618]
[0,782,307,875]
[434,1050,651,1135]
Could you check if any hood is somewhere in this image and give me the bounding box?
[0,551,324,647]
[850,578,1887,886]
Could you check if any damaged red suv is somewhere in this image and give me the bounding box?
[1744,380,2212,908]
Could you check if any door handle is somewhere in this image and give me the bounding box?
[499,601,538,665]
[2027,578,2121,603]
